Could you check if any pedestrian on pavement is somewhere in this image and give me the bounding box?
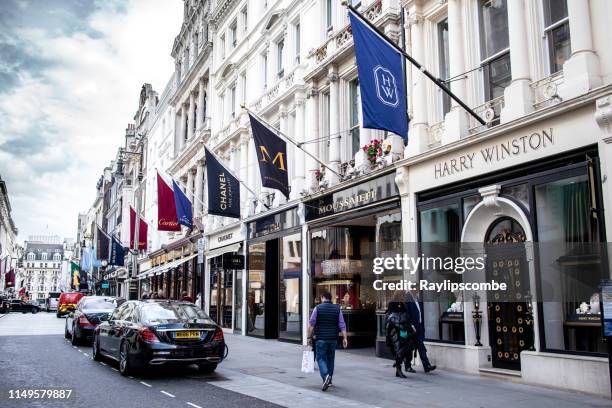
[180,291,193,302]
[307,291,348,391]
[405,289,436,373]
[385,297,416,378]
[141,292,149,300]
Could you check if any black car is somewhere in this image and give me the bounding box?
[93,300,225,376]
[9,299,40,313]
[0,295,10,313]
[65,296,118,345]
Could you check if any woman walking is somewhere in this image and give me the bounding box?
[385,296,415,378]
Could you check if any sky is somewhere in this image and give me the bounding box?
[0,0,183,243]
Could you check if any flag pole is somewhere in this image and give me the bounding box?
[241,104,343,178]
[342,1,486,126]
[204,148,271,211]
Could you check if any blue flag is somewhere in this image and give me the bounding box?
[248,114,290,198]
[205,148,241,219]
[349,11,407,139]
[109,237,125,266]
[172,180,193,229]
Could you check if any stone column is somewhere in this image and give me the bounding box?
[194,160,204,218]
[179,104,186,151]
[404,12,428,157]
[327,66,340,184]
[278,104,289,205]
[501,0,533,123]
[305,86,319,191]
[444,0,469,142]
[560,0,601,100]
[197,78,205,130]
[239,135,249,216]
[291,94,306,199]
[247,136,257,215]
[188,93,195,140]
[187,168,195,210]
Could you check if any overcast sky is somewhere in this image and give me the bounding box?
[0,0,183,243]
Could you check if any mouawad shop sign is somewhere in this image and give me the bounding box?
[434,128,554,179]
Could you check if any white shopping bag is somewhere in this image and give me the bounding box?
[301,350,315,373]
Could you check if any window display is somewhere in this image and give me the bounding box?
[247,243,266,337]
[279,233,302,341]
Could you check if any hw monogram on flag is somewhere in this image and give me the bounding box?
[205,148,241,219]
[172,180,193,229]
[248,114,290,199]
[157,172,181,231]
[348,10,407,139]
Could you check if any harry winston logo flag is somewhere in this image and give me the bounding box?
[130,207,148,250]
[205,148,240,219]
[157,172,180,231]
[248,114,290,199]
[172,180,193,229]
[348,10,408,139]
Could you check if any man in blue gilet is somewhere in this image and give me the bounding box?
[307,291,348,391]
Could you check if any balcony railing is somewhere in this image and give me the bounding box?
[468,95,505,134]
[531,71,564,110]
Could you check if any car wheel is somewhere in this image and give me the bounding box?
[64,321,70,339]
[32,309,37,314]
[92,335,102,361]
[197,363,217,374]
[119,341,131,376]
[71,325,79,346]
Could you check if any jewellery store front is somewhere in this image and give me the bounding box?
[304,172,402,349]
[206,224,245,332]
[246,207,302,342]
[401,110,611,396]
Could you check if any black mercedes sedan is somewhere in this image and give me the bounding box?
[93,300,225,376]
[65,296,118,345]
[9,299,40,313]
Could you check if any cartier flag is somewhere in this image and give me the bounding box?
[130,207,148,250]
[157,172,180,231]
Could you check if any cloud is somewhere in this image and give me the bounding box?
[0,0,183,241]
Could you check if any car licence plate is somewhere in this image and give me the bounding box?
[174,330,201,339]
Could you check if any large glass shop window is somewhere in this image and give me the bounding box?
[535,173,606,354]
[311,226,377,311]
[279,233,302,341]
[247,243,266,337]
[419,203,465,343]
[375,211,403,313]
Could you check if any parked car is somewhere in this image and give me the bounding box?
[47,292,61,312]
[0,295,10,313]
[57,292,84,317]
[65,296,118,345]
[9,299,40,313]
[93,300,226,376]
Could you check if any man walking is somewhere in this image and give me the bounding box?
[308,291,348,391]
[405,289,436,373]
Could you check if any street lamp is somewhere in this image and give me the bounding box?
[472,293,483,347]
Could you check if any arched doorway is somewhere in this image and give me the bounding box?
[485,217,534,370]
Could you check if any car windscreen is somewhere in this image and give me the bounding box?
[140,303,214,325]
[83,298,116,311]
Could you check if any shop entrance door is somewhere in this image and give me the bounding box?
[210,256,234,329]
[485,217,534,370]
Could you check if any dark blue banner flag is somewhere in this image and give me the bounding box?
[248,114,290,198]
[205,148,241,219]
[172,180,193,229]
[109,236,125,266]
[349,10,407,139]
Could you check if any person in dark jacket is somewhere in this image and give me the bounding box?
[405,290,436,373]
[385,300,416,377]
[307,291,348,391]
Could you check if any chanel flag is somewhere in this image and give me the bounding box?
[348,10,407,139]
[248,114,290,198]
[157,172,181,231]
[205,148,240,219]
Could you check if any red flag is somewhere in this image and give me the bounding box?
[130,207,148,250]
[157,172,180,231]
[4,269,14,288]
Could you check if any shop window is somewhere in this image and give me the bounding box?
[535,172,605,354]
[543,0,570,74]
[280,233,302,341]
[277,39,285,79]
[235,268,243,333]
[326,0,333,32]
[419,203,465,343]
[247,243,266,336]
[501,183,530,210]
[462,195,482,220]
[479,0,511,104]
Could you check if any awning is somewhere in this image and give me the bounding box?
[205,243,240,259]
[155,253,198,276]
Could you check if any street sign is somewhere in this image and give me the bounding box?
[101,282,110,289]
